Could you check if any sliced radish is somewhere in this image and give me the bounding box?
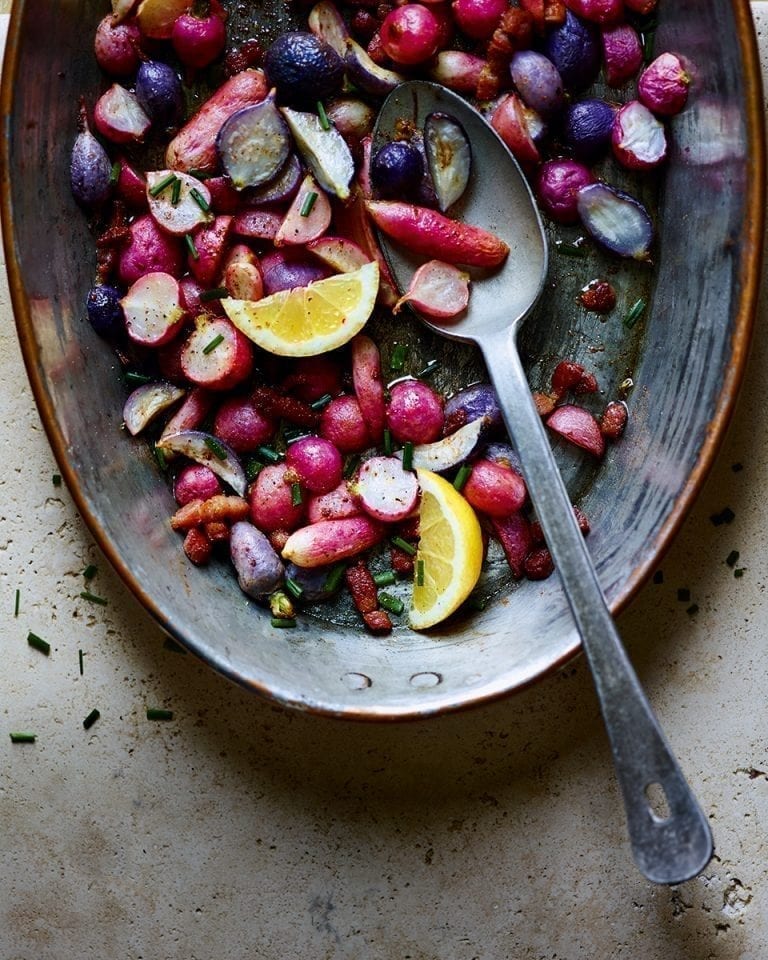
[274,175,332,247]
[349,456,420,523]
[307,235,371,273]
[394,417,484,472]
[120,272,185,348]
[123,381,185,436]
[188,214,233,285]
[546,404,605,457]
[157,430,247,496]
[232,209,283,242]
[307,481,362,523]
[160,387,215,449]
[146,170,213,237]
[611,101,667,171]
[351,334,385,443]
[180,315,254,392]
[93,84,151,144]
[222,245,264,301]
[394,260,470,319]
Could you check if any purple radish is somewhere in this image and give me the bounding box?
[638,53,691,117]
[509,50,565,119]
[260,248,329,295]
[536,159,595,224]
[216,98,292,190]
[601,23,643,87]
[157,430,247,495]
[249,463,306,533]
[135,60,184,128]
[396,418,484,473]
[230,522,285,599]
[213,397,275,453]
[123,381,185,436]
[174,463,223,506]
[576,182,653,261]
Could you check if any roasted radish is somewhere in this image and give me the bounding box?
[146,171,213,236]
[180,315,253,392]
[282,516,385,567]
[157,430,247,495]
[349,456,420,523]
[93,84,151,144]
[120,272,186,347]
[274,176,332,246]
[123,381,185,436]
[393,260,470,319]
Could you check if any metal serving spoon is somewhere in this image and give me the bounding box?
[374,80,713,885]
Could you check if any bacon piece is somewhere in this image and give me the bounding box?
[183,527,212,565]
[204,521,231,543]
[390,545,414,576]
[345,559,378,614]
[170,495,250,531]
[250,385,319,428]
[600,400,628,440]
[363,609,393,634]
[524,545,554,580]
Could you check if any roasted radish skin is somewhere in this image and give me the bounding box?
[351,334,385,443]
[282,516,385,567]
[180,315,254,391]
[120,272,186,347]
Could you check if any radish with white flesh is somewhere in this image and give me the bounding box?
[461,459,527,517]
[307,481,361,523]
[546,404,605,457]
[216,97,292,189]
[136,0,191,39]
[123,381,185,436]
[115,157,148,210]
[230,522,285,599]
[282,516,385,567]
[331,188,399,306]
[576,182,653,261]
[281,106,355,200]
[188,215,233,286]
[394,417,484,472]
[249,463,306,533]
[166,69,269,173]
[489,94,541,172]
[285,436,343,494]
[351,334,385,443]
[247,153,304,207]
[93,84,151,144]
[274,176,332,246]
[611,100,667,171]
[428,50,486,93]
[394,260,470,319]
[157,430,247,496]
[160,387,214,448]
[181,315,254,391]
[349,456,420,523]
[118,215,185,286]
[147,171,213,236]
[424,112,472,212]
[120,272,186,348]
[232,209,282,242]
[222,244,264,301]
[307,236,370,273]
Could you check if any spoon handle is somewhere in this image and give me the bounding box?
[481,335,713,884]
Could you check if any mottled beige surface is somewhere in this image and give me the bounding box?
[2,8,768,959]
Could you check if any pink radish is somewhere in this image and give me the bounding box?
[173,463,223,506]
[156,430,247,495]
[146,170,213,236]
[451,0,507,40]
[120,272,186,347]
[490,94,541,172]
[285,436,344,495]
[320,395,372,453]
[117,214,185,285]
[351,334,385,444]
[307,481,361,523]
[461,459,527,517]
[137,0,195,40]
[611,101,667,171]
[232,209,283,242]
[638,52,690,117]
[123,381,185,436]
[249,462,306,533]
[281,355,343,402]
[172,5,227,69]
[94,15,142,77]
[492,512,533,579]
[274,176,332,247]
[187,215,233,285]
[394,260,470,319]
[366,201,509,268]
[282,516,385,567]
[332,187,398,306]
[115,157,148,210]
[379,4,441,65]
[601,23,643,87]
[180,315,254,391]
[386,380,444,444]
[349,456,420,523]
[307,236,370,273]
[206,175,242,213]
[428,50,486,93]
[546,404,606,457]
[396,418,484,473]
[213,396,275,452]
[562,0,624,23]
[165,69,269,173]
[160,387,215,447]
[93,84,151,144]
[222,244,264,301]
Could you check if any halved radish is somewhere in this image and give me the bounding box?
[180,315,254,391]
[349,456,420,523]
[274,175,332,247]
[120,272,186,347]
[123,381,185,436]
[232,209,282,242]
[307,235,370,273]
[395,418,484,472]
[222,244,264,301]
[393,260,470,319]
[187,214,233,285]
[146,170,213,237]
[93,84,151,144]
[157,430,247,496]
[492,512,533,579]
[351,334,385,443]
[546,404,605,457]
[160,387,214,448]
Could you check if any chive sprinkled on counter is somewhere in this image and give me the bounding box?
[27,631,50,656]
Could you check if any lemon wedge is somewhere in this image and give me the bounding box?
[222,261,379,357]
[409,468,484,630]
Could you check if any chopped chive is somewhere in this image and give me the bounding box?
[623,297,647,329]
[343,454,361,479]
[383,428,393,456]
[416,558,425,586]
[257,445,282,464]
[245,458,264,482]
[202,333,224,355]
[310,393,333,411]
[83,708,100,730]
[453,463,472,491]
[200,286,228,302]
[390,343,408,371]
[146,708,173,721]
[27,631,50,656]
[149,172,178,197]
[402,441,414,472]
[710,506,736,526]
[391,536,417,556]
[299,191,318,217]
[677,587,691,603]
[686,603,699,616]
[154,445,168,471]
[188,168,215,180]
[417,359,439,379]
[652,570,664,585]
[467,593,487,611]
[378,592,404,616]
[317,100,331,131]
[726,550,740,568]
[52,473,62,486]
[83,564,98,581]
[204,436,228,460]
[284,577,304,600]
[185,234,199,259]
[373,570,396,588]
[170,176,182,206]
[283,427,309,443]
[189,187,211,212]
[109,161,121,185]
[555,238,587,257]
[271,617,297,628]
[14,589,20,617]
[80,590,108,606]
[79,649,84,675]
[9,732,36,744]
[734,568,745,578]
[291,482,303,507]
[124,371,153,385]
[323,564,346,593]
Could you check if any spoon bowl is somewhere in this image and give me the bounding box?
[373,80,714,885]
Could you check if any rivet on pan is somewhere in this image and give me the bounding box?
[342,672,372,690]
[409,671,442,688]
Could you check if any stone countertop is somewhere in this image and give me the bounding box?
[2,8,768,959]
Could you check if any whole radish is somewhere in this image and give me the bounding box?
[379,4,442,66]
[94,15,142,77]
[172,2,227,70]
